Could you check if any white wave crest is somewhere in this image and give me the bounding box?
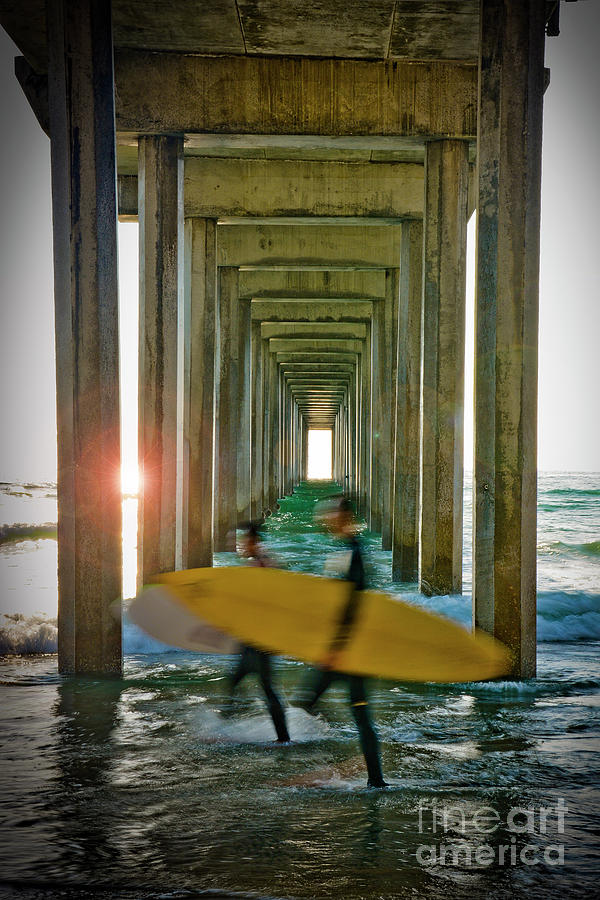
[0,613,57,654]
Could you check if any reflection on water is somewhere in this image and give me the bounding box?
[1,481,599,898]
[1,644,599,899]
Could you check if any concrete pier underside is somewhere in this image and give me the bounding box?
[2,0,552,678]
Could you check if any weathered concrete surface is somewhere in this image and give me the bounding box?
[183,218,216,569]
[47,0,121,675]
[420,139,468,597]
[251,300,373,323]
[137,135,182,584]
[184,158,424,218]
[239,269,386,302]
[1,1,481,75]
[237,298,252,520]
[117,164,425,216]
[218,225,402,269]
[214,267,240,550]
[473,0,545,679]
[250,319,264,519]
[393,220,423,582]
[114,52,477,138]
[261,322,367,341]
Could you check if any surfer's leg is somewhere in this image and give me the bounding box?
[294,668,335,712]
[229,647,255,694]
[257,653,290,743]
[348,676,387,788]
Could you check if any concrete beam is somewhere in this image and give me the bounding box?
[270,338,363,354]
[184,158,423,218]
[252,300,372,322]
[218,225,401,269]
[239,268,386,301]
[114,51,477,138]
[261,322,367,340]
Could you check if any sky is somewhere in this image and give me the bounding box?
[0,2,599,484]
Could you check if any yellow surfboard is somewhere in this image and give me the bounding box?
[133,566,511,683]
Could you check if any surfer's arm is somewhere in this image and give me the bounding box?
[324,546,365,664]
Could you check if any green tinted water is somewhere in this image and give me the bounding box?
[1,482,599,899]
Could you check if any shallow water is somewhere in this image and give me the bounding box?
[1,479,599,898]
[1,644,599,899]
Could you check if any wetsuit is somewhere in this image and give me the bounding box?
[229,554,290,743]
[297,536,386,787]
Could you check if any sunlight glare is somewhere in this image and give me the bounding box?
[307,429,333,480]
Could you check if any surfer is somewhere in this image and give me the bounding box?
[295,497,388,788]
[228,522,291,744]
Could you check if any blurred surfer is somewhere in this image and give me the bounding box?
[296,498,388,787]
[228,522,291,744]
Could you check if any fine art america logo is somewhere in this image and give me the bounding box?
[416,800,567,868]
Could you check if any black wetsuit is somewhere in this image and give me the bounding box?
[229,555,290,743]
[298,536,386,787]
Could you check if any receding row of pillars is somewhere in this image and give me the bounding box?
[48,0,543,678]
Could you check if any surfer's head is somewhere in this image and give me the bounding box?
[321,496,356,538]
[238,520,263,558]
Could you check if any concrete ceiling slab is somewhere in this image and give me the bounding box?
[1,0,481,75]
[236,0,395,58]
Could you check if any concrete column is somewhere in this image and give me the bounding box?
[362,323,373,525]
[261,338,271,514]
[393,220,423,582]
[382,270,399,550]
[250,319,263,519]
[48,0,122,674]
[268,351,279,509]
[421,140,469,596]
[215,266,240,550]
[474,0,545,678]
[237,298,252,521]
[302,417,308,482]
[137,134,183,584]
[183,218,216,568]
[370,302,383,533]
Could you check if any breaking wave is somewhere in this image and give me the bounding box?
[2,590,599,657]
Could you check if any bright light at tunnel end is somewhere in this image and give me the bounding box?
[307,428,333,480]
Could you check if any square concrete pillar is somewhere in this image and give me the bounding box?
[473,0,545,678]
[250,320,264,519]
[182,218,216,568]
[382,269,400,550]
[421,139,469,596]
[138,134,183,584]
[215,266,240,550]
[237,298,252,521]
[393,220,423,583]
[48,0,122,674]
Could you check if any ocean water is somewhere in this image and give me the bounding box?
[1,473,599,651]
[0,475,599,898]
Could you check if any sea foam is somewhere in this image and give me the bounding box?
[2,590,599,657]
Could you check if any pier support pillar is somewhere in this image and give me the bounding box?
[138,134,183,584]
[382,270,399,550]
[215,267,240,550]
[183,218,216,568]
[237,299,252,521]
[474,0,545,678]
[421,139,469,596]
[393,220,423,582]
[48,0,122,674]
[250,320,263,519]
